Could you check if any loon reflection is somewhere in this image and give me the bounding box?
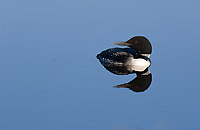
[100,63,152,92]
[97,36,152,92]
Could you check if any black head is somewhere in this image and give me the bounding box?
[114,36,152,54]
[126,36,152,54]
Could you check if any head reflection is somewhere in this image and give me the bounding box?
[114,69,152,92]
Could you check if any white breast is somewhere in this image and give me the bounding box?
[125,57,151,72]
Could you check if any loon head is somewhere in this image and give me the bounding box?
[114,36,152,56]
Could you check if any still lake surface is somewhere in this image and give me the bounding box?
[1,0,200,130]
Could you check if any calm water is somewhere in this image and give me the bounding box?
[1,0,200,130]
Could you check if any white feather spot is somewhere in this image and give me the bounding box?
[125,57,150,72]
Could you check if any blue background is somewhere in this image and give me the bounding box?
[1,0,200,129]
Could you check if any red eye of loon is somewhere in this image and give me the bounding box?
[134,41,138,44]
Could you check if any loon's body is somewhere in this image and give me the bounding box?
[97,36,152,74]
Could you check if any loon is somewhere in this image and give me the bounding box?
[97,36,152,74]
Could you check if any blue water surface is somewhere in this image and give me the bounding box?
[1,0,200,130]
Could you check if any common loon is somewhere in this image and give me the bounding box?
[97,36,152,74]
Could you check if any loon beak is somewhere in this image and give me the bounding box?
[113,41,131,47]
